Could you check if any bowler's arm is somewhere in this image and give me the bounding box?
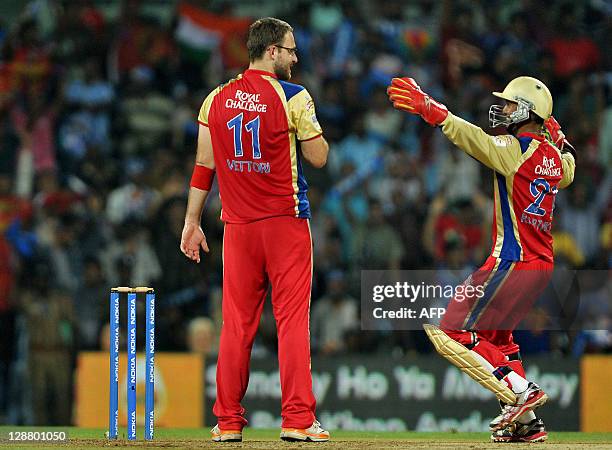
[181,125,215,262]
[301,135,329,168]
[291,88,327,168]
[185,125,215,223]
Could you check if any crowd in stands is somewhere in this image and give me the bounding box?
[0,0,609,425]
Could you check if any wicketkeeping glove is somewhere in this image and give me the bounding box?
[387,77,449,126]
[544,116,565,147]
[544,116,576,159]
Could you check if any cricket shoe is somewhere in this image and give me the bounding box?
[488,400,527,431]
[211,424,242,442]
[493,383,548,430]
[489,400,505,431]
[491,418,548,443]
[280,420,330,442]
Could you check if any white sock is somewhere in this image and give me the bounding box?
[518,410,536,424]
[506,371,529,394]
[469,351,530,397]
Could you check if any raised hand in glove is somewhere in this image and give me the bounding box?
[544,116,576,159]
[544,116,565,147]
[386,77,449,126]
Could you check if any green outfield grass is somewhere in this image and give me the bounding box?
[31,427,612,441]
[0,427,611,449]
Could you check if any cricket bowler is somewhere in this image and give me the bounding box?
[180,17,330,443]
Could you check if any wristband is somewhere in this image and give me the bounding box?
[190,165,215,191]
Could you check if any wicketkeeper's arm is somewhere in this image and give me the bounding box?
[440,113,523,176]
[544,116,576,189]
[387,77,521,176]
[558,152,575,189]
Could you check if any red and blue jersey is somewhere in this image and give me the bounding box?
[198,69,322,224]
[441,113,576,263]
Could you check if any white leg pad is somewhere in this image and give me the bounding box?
[424,324,517,404]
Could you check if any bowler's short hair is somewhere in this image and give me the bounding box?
[247,17,293,62]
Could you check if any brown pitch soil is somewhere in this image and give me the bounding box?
[3,438,611,450]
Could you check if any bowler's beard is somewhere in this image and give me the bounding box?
[274,61,292,81]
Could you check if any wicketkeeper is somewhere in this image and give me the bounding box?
[388,76,575,443]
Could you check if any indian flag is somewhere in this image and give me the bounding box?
[176,3,250,68]
[176,4,221,63]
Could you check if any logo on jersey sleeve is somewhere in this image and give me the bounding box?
[535,156,561,176]
[305,98,319,124]
[492,135,514,147]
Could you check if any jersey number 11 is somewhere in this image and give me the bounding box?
[227,113,261,159]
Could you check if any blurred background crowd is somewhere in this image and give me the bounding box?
[0,0,609,425]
